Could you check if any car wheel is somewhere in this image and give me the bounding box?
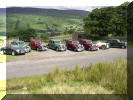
[74,48,77,52]
[56,47,59,51]
[12,51,15,56]
[88,48,90,51]
[121,46,125,49]
[37,48,39,51]
[101,45,106,50]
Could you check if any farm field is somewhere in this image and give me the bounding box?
[7,58,127,94]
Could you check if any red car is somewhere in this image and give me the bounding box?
[66,40,84,52]
[29,40,47,51]
[80,39,99,51]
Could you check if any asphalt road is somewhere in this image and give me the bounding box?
[7,48,127,79]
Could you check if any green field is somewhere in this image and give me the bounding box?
[0,15,6,34]
[7,58,127,94]
[6,7,86,35]
[50,34,72,41]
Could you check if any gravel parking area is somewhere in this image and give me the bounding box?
[7,48,127,62]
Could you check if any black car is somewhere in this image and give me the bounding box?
[107,39,127,49]
[1,45,26,56]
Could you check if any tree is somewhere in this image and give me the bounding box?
[83,2,130,39]
[64,28,75,34]
[19,28,37,41]
[7,28,37,41]
[40,34,49,41]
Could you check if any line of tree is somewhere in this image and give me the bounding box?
[7,28,37,41]
[83,2,130,39]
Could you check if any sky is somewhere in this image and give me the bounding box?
[0,0,133,11]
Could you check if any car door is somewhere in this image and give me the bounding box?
[52,41,56,49]
[109,40,115,47]
[31,41,36,49]
[84,41,89,49]
[6,46,12,54]
[69,41,73,49]
[49,41,53,49]
[113,40,119,47]
[49,40,54,49]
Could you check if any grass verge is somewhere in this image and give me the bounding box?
[7,58,127,94]
[0,80,6,100]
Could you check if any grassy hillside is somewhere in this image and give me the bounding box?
[6,7,89,35]
[7,58,127,94]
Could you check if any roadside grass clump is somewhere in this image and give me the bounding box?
[7,58,127,94]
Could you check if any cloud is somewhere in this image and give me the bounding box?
[34,6,101,11]
[1,0,133,10]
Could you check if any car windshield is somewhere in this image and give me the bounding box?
[86,40,92,43]
[35,41,41,43]
[54,40,61,44]
[72,41,79,44]
[18,41,25,45]
[117,40,121,43]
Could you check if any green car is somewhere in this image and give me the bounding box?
[11,41,31,53]
[48,39,67,51]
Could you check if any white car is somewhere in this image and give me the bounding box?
[94,41,110,50]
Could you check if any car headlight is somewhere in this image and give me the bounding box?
[16,49,20,52]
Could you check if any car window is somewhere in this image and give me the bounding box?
[54,41,61,44]
[18,41,25,45]
[72,41,79,44]
[12,42,17,45]
[117,40,121,43]
[35,41,41,43]
[86,40,92,43]
[114,40,118,43]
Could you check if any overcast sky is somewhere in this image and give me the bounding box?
[0,0,133,11]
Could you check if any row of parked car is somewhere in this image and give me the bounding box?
[0,39,127,56]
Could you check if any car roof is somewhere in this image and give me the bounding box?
[31,40,41,41]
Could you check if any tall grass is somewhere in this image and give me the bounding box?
[7,58,127,94]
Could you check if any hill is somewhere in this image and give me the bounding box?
[6,7,89,36]
[0,8,6,36]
